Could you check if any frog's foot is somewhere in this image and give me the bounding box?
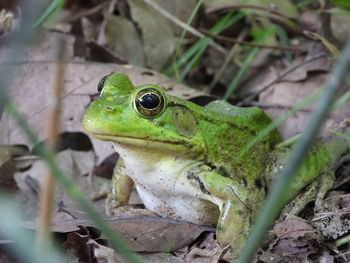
[280,170,335,219]
[216,198,252,258]
[105,158,134,216]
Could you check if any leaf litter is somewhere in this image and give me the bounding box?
[1,0,350,262]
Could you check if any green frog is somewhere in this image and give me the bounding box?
[82,73,349,254]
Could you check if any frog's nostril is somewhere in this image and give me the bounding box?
[106,106,115,111]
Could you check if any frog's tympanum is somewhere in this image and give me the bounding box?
[83,73,349,255]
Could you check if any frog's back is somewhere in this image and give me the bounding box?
[205,100,274,132]
[202,100,282,181]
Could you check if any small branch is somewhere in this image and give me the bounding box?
[201,29,307,52]
[206,4,295,22]
[141,0,227,54]
[63,2,107,23]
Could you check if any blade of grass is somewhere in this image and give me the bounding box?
[179,40,208,80]
[164,11,245,77]
[171,0,205,79]
[33,0,66,27]
[223,26,277,100]
[331,130,350,141]
[236,36,350,263]
[275,25,292,62]
[164,38,209,75]
[223,47,260,100]
[332,89,350,109]
[179,12,245,79]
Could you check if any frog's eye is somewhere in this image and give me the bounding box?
[133,87,166,118]
[97,75,110,92]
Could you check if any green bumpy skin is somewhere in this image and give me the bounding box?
[82,73,349,256]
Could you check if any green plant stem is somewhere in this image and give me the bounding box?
[236,36,350,263]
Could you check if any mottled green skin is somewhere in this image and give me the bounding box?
[82,73,347,256]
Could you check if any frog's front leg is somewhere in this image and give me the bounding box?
[188,166,265,254]
[106,157,134,215]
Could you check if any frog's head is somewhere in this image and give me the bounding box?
[82,73,205,157]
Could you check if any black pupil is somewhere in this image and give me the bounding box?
[139,93,160,109]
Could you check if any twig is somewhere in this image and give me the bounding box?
[36,39,65,249]
[237,54,326,106]
[141,0,227,54]
[206,4,296,21]
[270,16,318,41]
[201,29,307,52]
[63,2,107,23]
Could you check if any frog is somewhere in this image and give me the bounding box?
[82,73,349,255]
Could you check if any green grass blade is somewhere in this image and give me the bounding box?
[236,36,350,263]
[164,12,245,77]
[275,25,292,62]
[164,38,209,75]
[33,0,65,27]
[179,39,209,80]
[171,0,205,79]
[223,26,276,100]
[332,89,350,109]
[331,130,350,141]
[223,47,260,100]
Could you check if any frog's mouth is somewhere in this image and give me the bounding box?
[93,133,187,146]
[91,133,202,156]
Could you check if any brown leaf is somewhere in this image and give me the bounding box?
[64,227,93,263]
[25,214,214,252]
[271,217,321,261]
[128,0,176,71]
[274,217,317,239]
